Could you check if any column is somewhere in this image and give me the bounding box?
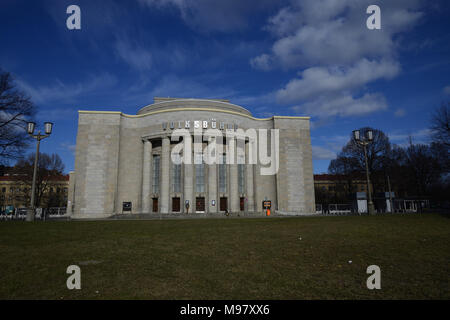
[67,171,75,216]
[141,140,152,213]
[184,139,194,213]
[208,137,218,213]
[253,153,260,213]
[230,137,240,213]
[245,140,255,212]
[160,137,170,213]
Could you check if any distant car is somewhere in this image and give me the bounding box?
[5,206,14,215]
[17,208,27,219]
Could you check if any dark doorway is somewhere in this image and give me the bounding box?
[172,197,181,212]
[240,197,245,211]
[220,197,228,212]
[152,198,158,213]
[196,197,205,212]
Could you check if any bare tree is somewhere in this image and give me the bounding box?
[403,143,442,197]
[12,153,65,207]
[328,127,391,194]
[328,156,361,200]
[430,102,450,146]
[0,70,35,163]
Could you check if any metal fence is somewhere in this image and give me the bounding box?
[316,204,355,215]
[0,207,67,221]
[316,201,433,215]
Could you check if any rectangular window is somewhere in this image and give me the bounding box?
[238,164,245,194]
[152,155,160,194]
[219,154,227,193]
[172,155,182,193]
[195,153,205,193]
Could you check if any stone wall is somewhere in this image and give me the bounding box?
[70,100,316,218]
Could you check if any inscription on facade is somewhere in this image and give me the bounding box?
[163,119,232,131]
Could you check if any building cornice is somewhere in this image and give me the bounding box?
[78,108,310,121]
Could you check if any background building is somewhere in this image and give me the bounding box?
[313,173,433,213]
[68,98,315,218]
[314,174,367,203]
[0,174,69,210]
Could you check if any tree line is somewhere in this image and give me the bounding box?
[325,104,449,206]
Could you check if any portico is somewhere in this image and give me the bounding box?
[139,132,254,214]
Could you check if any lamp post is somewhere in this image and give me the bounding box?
[353,129,375,215]
[26,121,53,222]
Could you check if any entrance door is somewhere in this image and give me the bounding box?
[240,197,245,211]
[172,197,180,212]
[196,197,205,212]
[152,198,158,213]
[220,197,227,212]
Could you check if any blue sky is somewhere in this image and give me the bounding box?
[1,0,449,174]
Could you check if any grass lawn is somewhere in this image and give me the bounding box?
[0,214,448,299]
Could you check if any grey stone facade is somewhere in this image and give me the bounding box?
[69,98,316,218]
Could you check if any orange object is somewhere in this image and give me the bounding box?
[267,209,271,216]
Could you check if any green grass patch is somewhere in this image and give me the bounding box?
[0,214,448,299]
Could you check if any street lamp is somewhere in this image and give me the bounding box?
[353,129,375,215]
[26,121,53,221]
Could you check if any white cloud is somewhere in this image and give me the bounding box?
[443,85,450,95]
[292,92,387,117]
[60,142,77,156]
[394,108,406,117]
[312,145,336,160]
[324,135,353,152]
[388,128,431,146]
[114,38,152,71]
[137,0,277,32]
[251,0,424,119]
[149,75,235,99]
[277,59,400,104]
[255,0,423,69]
[122,74,238,106]
[250,54,272,71]
[36,107,77,121]
[264,6,302,38]
[16,73,117,104]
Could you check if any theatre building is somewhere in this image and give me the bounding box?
[67,98,315,218]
